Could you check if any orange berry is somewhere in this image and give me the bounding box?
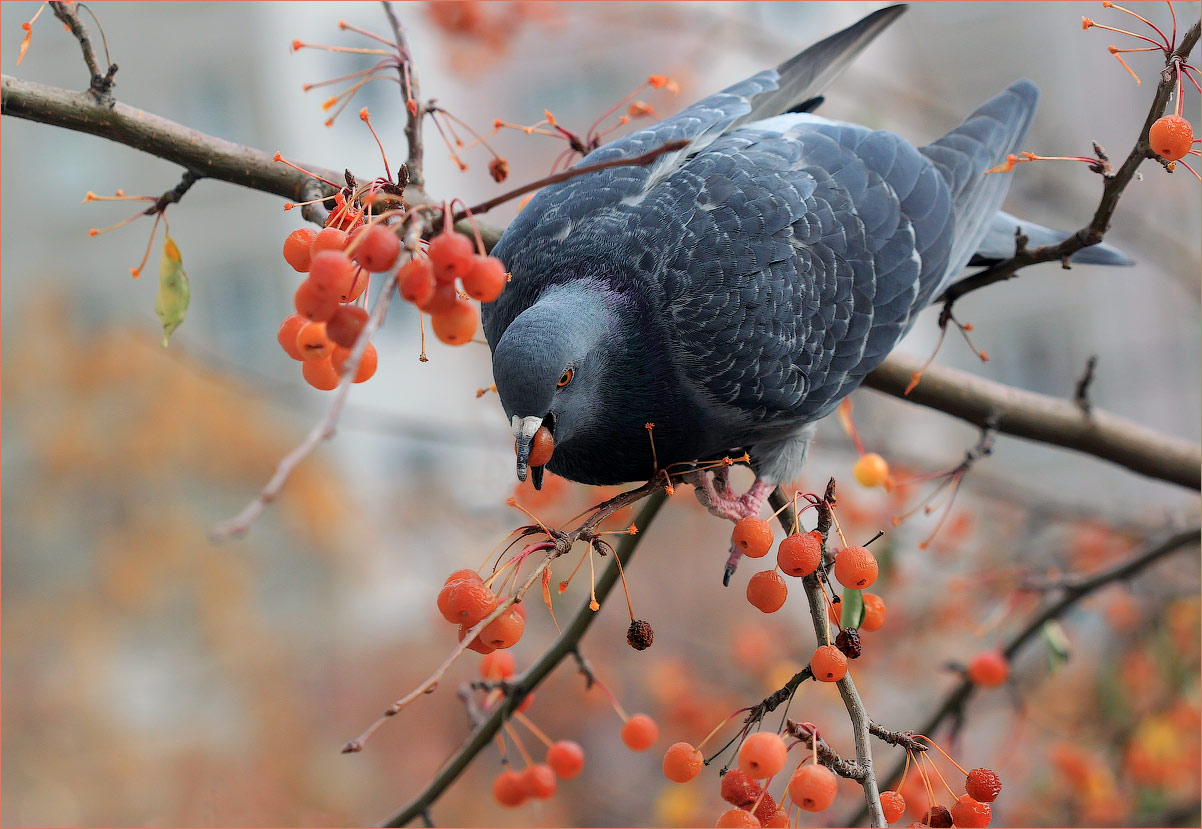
[325,304,369,349]
[528,425,555,467]
[283,227,317,272]
[479,606,525,649]
[446,580,499,627]
[398,257,436,306]
[620,713,659,751]
[331,342,377,383]
[662,741,703,783]
[763,808,788,828]
[853,452,889,487]
[427,230,476,284]
[833,546,878,589]
[479,650,515,680]
[458,624,495,654]
[295,321,334,361]
[777,531,822,577]
[516,690,535,713]
[353,224,400,272]
[310,226,349,257]
[418,282,458,316]
[546,740,585,779]
[860,593,886,631]
[519,763,557,799]
[1149,114,1194,161]
[715,808,761,828]
[309,250,357,300]
[301,356,340,391]
[950,795,991,828]
[277,314,307,361]
[965,768,1002,803]
[462,254,507,302]
[492,769,526,807]
[788,763,838,811]
[737,732,788,779]
[880,790,906,824]
[967,649,1009,687]
[294,279,339,322]
[720,768,762,807]
[732,517,773,558]
[810,644,847,682]
[431,299,479,346]
[437,570,482,622]
[746,570,787,613]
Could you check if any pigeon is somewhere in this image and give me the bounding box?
[484,5,1130,524]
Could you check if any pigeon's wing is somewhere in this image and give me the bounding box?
[967,210,1133,267]
[654,115,954,431]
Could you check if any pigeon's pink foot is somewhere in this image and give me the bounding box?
[683,471,776,584]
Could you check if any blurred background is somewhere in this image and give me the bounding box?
[2,2,1199,826]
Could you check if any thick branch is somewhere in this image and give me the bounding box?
[2,75,343,207]
[864,353,1201,490]
[382,489,669,827]
[939,22,1201,304]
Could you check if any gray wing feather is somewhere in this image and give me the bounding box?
[969,210,1134,266]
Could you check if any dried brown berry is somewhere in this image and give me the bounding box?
[627,619,654,650]
[835,627,862,659]
[921,806,953,828]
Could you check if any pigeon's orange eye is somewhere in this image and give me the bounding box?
[557,369,574,388]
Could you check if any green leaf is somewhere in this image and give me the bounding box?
[1041,619,1071,672]
[155,235,190,347]
[841,588,865,629]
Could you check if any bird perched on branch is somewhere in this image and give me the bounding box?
[484,6,1128,533]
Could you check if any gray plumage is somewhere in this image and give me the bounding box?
[484,5,1128,492]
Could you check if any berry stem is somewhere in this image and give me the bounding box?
[502,722,534,767]
[512,710,553,748]
[913,735,970,777]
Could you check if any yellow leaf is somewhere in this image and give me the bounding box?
[155,235,190,347]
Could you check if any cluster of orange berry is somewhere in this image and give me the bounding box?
[880,765,1001,827]
[277,214,393,389]
[437,569,526,653]
[397,224,507,346]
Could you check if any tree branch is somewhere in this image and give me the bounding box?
[863,353,1201,490]
[938,22,1201,305]
[381,489,670,827]
[49,1,117,102]
[380,1,423,189]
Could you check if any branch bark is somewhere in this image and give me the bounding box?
[863,353,1201,491]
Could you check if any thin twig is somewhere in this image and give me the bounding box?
[49,1,117,102]
[1074,355,1099,417]
[937,22,1201,305]
[380,2,423,189]
[143,170,201,215]
[381,490,670,827]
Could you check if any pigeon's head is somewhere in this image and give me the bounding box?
[491,281,622,486]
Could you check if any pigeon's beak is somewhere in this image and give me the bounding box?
[512,415,543,483]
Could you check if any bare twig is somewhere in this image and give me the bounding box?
[144,170,201,215]
[1074,355,1099,417]
[851,524,1201,825]
[381,489,670,827]
[770,487,886,827]
[937,22,1201,305]
[380,1,423,189]
[863,352,1201,490]
[49,1,117,102]
[785,719,866,780]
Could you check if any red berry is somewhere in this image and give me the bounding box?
[546,740,585,780]
[751,792,780,827]
[1149,114,1194,161]
[810,644,848,682]
[720,768,762,807]
[965,768,1002,802]
[331,342,377,383]
[458,626,494,654]
[479,606,525,649]
[732,517,773,558]
[788,763,838,812]
[309,251,357,300]
[437,570,482,622]
[492,769,526,807]
[398,257,436,306]
[860,593,887,632]
[833,546,878,589]
[967,650,1009,687]
[762,808,788,828]
[746,570,787,613]
[662,741,703,783]
[738,732,788,779]
[353,224,400,272]
[853,452,889,487]
[277,314,307,361]
[431,299,479,346]
[427,230,476,284]
[519,763,557,799]
[283,227,317,272]
[462,254,507,302]
[418,282,459,316]
[301,357,340,391]
[294,280,339,322]
[326,304,369,348]
[528,425,555,468]
[777,531,822,577]
[620,713,659,751]
[715,809,760,828]
[950,795,991,828]
[295,321,334,361]
[479,650,515,680]
[880,790,906,824]
[310,227,349,257]
[446,580,499,627]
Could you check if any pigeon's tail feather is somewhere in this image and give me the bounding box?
[968,210,1134,267]
[919,80,1039,300]
[736,4,906,127]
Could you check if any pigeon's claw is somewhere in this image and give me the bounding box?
[684,471,777,584]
